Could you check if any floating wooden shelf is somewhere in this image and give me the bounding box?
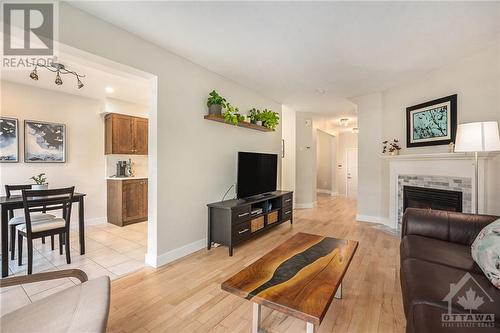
[204,114,274,132]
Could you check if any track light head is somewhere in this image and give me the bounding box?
[29,67,38,80]
[77,77,84,89]
[55,71,63,85]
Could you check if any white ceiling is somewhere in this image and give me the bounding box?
[71,1,500,115]
[1,54,150,106]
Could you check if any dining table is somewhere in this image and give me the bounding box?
[0,192,86,277]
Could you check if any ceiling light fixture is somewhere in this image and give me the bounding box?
[29,66,39,80]
[352,127,359,133]
[105,86,115,94]
[55,71,63,85]
[28,61,85,89]
[339,118,349,127]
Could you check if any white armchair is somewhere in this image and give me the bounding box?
[0,269,110,333]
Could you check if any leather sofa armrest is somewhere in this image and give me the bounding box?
[402,208,498,245]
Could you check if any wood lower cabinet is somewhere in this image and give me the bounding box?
[105,113,148,155]
[107,179,148,226]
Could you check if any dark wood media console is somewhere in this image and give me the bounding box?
[207,191,293,256]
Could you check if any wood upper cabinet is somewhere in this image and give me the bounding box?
[105,113,148,155]
[107,179,148,226]
[134,117,149,155]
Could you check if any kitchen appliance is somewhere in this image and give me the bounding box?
[116,161,128,177]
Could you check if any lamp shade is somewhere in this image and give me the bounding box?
[455,121,500,152]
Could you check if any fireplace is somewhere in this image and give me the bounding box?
[403,186,463,213]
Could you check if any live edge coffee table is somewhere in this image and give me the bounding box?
[222,232,358,333]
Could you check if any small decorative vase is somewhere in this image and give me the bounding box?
[448,142,455,153]
[390,150,399,156]
[208,104,222,116]
[32,184,48,190]
[256,120,263,126]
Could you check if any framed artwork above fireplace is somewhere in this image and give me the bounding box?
[406,94,457,148]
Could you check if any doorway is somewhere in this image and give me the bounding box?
[346,148,358,198]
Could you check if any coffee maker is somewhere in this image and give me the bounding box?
[116,161,128,177]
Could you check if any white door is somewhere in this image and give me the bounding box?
[346,148,358,198]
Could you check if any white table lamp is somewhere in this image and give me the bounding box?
[454,121,500,213]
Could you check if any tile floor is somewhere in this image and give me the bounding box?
[1,221,147,316]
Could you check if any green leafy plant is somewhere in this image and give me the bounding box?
[260,109,280,130]
[223,103,240,125]
[207,90,226,108]
[30,173,47,185]
[249,108,262,123]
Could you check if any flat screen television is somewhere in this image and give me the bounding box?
[237,152,278,198]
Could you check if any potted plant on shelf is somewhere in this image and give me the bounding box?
[382,139,402,156]
[207,90,227,116]
[223,103,241,125]
[30,173,48,190]
[260,109,280,130]
[249,108,262,125]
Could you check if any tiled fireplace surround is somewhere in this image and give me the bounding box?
[397,175,472,229]
[387,153,492,231]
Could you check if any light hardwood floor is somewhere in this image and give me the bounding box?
[108,195,406,333]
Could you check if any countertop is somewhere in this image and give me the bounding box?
[106,176,148,181]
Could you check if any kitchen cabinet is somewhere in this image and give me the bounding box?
[107,178,148,226]
[105,113,148,155]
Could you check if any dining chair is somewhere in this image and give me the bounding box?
[17,187,75,274]
[5,184,55,260]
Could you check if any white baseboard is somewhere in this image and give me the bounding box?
[295,202,315,209]
[356,214,390,226]
[86,217,107,225]
[70,216,107,230]
[145,238,207,268]
[317,189,338,196]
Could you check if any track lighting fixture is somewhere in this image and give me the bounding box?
[28,61,85,89]
[339,118,349,127]
[55,71,63,85]
[29,66,39,80]
[77,77,84,89]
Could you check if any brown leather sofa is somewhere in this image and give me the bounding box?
[400,208,500,333]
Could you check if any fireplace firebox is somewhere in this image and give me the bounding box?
[403,186,463,213]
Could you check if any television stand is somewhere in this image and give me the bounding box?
[207,191,293,256]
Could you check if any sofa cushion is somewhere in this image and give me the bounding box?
[401,235,482,273]
[407,303,500,333]
[401,258,500,324]
[471,219,500,289]
[0,276,110,333]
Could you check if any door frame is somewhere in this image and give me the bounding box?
[345,148,358,197]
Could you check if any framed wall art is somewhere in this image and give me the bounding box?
[0,117,19,162]
[406,94,457,148]
[24,120,66,163]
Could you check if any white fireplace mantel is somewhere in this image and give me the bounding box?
[384,152,498,230]
[381,152,498,161]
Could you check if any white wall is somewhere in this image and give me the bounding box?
[58,3,282,265]
[336,132,358,196]
[356,42,500,222]
[0,81,106,222]
[353,93,384,222]
[316,130,333,192]
[105,98,148,118]
[295,112,316,207]
[281,106,296,193]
